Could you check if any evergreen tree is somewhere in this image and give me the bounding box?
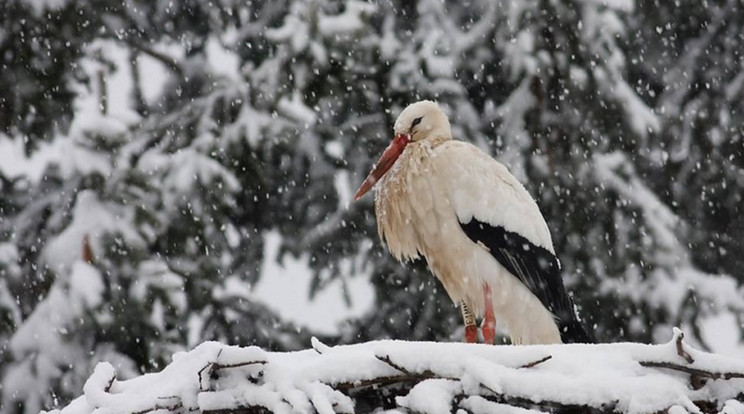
[630,0,744,274]
[1,0,744,412]
[629,0,744,347]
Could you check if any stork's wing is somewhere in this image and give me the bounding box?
[428,141,576,323]
[458,218,573,320]
[429,140,555,250]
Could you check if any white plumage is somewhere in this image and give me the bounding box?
[355,101,590,345]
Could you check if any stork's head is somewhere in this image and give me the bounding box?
[354,101,451,200]
[393,100,452,142]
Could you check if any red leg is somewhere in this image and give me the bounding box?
[461,301,478,343]
[465,325,478,343]
[482,283,496,344]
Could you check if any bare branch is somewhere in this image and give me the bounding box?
[675,331,694,364]
[375,354,415,376]
[519,355,552,369]
[198,363,212,392]
[311,337,332,355]
[639,361,744,381]
[213,360,268,370]
[198,359,267,392]
[334,374,437,392]
[131,401,182,414]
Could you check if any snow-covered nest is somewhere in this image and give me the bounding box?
[48,329,744,414]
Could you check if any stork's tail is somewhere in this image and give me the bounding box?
[558,319,594,343]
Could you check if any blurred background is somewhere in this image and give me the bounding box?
[1,0,743,412]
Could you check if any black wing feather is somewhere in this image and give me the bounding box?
[459,218,592,343]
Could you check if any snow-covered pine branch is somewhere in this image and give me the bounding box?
[48,329,744,414]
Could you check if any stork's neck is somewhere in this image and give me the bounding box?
[422,123,453,142]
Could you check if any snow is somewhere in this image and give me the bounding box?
[47,330,744,414]
[205,37,241,82]
[582,0,634,11]
[593,152,744,333]
[0,137,59,181]
[3,261,105,414]
[503,30,536,80]
[42,191,144,274]
[130,260,189,330]
[277,92,317,126]
[72,40,142,124]
[10,262,103,354]
[0,40,139,182]
[265,3,311,53]
[324,141,345,159]
[701,312,744,359]
[318,1,377,37]
[140,147,241,196]
[137,54,170,104]
[493,77,536,182]
[379,16,400,60]
[0,243,19,269]
[22,0,69,14]
[68,342,267,414]
[0,32,376,337]
[724,400,744,414]
[5,1,744,412]
[333,170,354,207]
[597,70,661,137]
[253,231,375,335]
[397,379,460,414]
[69,262,105,308]
[2,143,372,339]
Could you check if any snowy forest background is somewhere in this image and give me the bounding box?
[1,0,743,412]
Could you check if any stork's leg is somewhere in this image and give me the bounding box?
[482,283,497,345]
[460,300,478,343]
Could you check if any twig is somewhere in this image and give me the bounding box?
[675,331,694,364]
[104,375,115,393]
[467,393,611,414]
[519,355,552,369]
[203,406,273,414]
[198,360,267,391]
[198,364,212,392]
[311,337,331,355]
[336,354,459,391]
[213,361,268,370]
[375,354,414,376]
[131,401,182,414]
[638,361,744,381]
[335,374,438,391]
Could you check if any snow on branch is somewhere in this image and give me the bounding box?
[47,329,744,414]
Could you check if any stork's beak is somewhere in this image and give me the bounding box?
[354,134,410,201]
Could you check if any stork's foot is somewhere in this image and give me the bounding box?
[461,294,497,344]
[482,283,497,344]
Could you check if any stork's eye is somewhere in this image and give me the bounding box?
[411,116,423,129]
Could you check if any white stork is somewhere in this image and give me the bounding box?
[354,100,591,345]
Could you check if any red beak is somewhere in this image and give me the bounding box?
[354,134,410,201]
